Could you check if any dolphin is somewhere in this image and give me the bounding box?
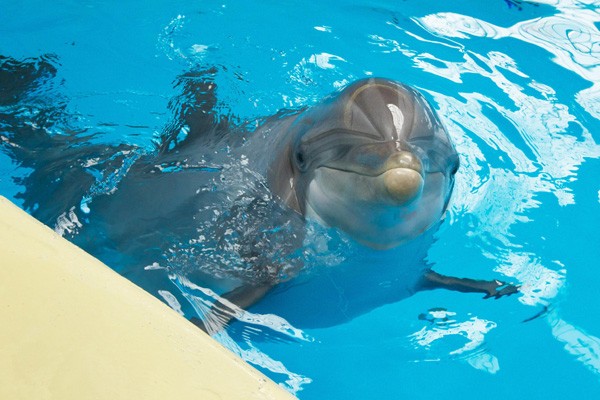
[0,58,517,333]
[191,78,518,332]
[269,78,458,249]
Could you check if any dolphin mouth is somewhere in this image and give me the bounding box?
[318,164,422,178]
[319,150,424,178]
[315,164,424,206]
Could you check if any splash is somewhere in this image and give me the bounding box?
[169,273,313,395]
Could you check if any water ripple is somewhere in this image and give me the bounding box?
[410,308,500,374]
[416,3,600,118]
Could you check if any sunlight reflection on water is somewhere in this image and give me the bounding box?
[414,0,600,380]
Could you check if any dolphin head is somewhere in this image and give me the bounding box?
[269,78,459,250]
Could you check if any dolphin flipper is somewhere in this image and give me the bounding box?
[191,282,274,333]
[418,270,519,299]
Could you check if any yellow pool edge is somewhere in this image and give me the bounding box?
[0,196,297,400]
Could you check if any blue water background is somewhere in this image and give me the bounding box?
[2,0,600,398]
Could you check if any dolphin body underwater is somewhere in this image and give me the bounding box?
[178,77,520,332]
[0,57,517,333]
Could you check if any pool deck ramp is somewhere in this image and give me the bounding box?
[0,196,297,400]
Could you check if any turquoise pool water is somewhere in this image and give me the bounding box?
[2,0,600,398]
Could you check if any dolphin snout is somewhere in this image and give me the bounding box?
[379,151,423,205]
[381,168,423,205]
[383,151,423,174]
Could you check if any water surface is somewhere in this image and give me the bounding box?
[2,0,600,398]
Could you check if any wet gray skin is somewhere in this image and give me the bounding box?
[268,78,459,250]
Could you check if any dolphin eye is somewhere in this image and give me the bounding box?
[450,156,460,175]
[451,160,459,175]
[296,151,306,169]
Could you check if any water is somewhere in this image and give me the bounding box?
[2,0,600,398]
